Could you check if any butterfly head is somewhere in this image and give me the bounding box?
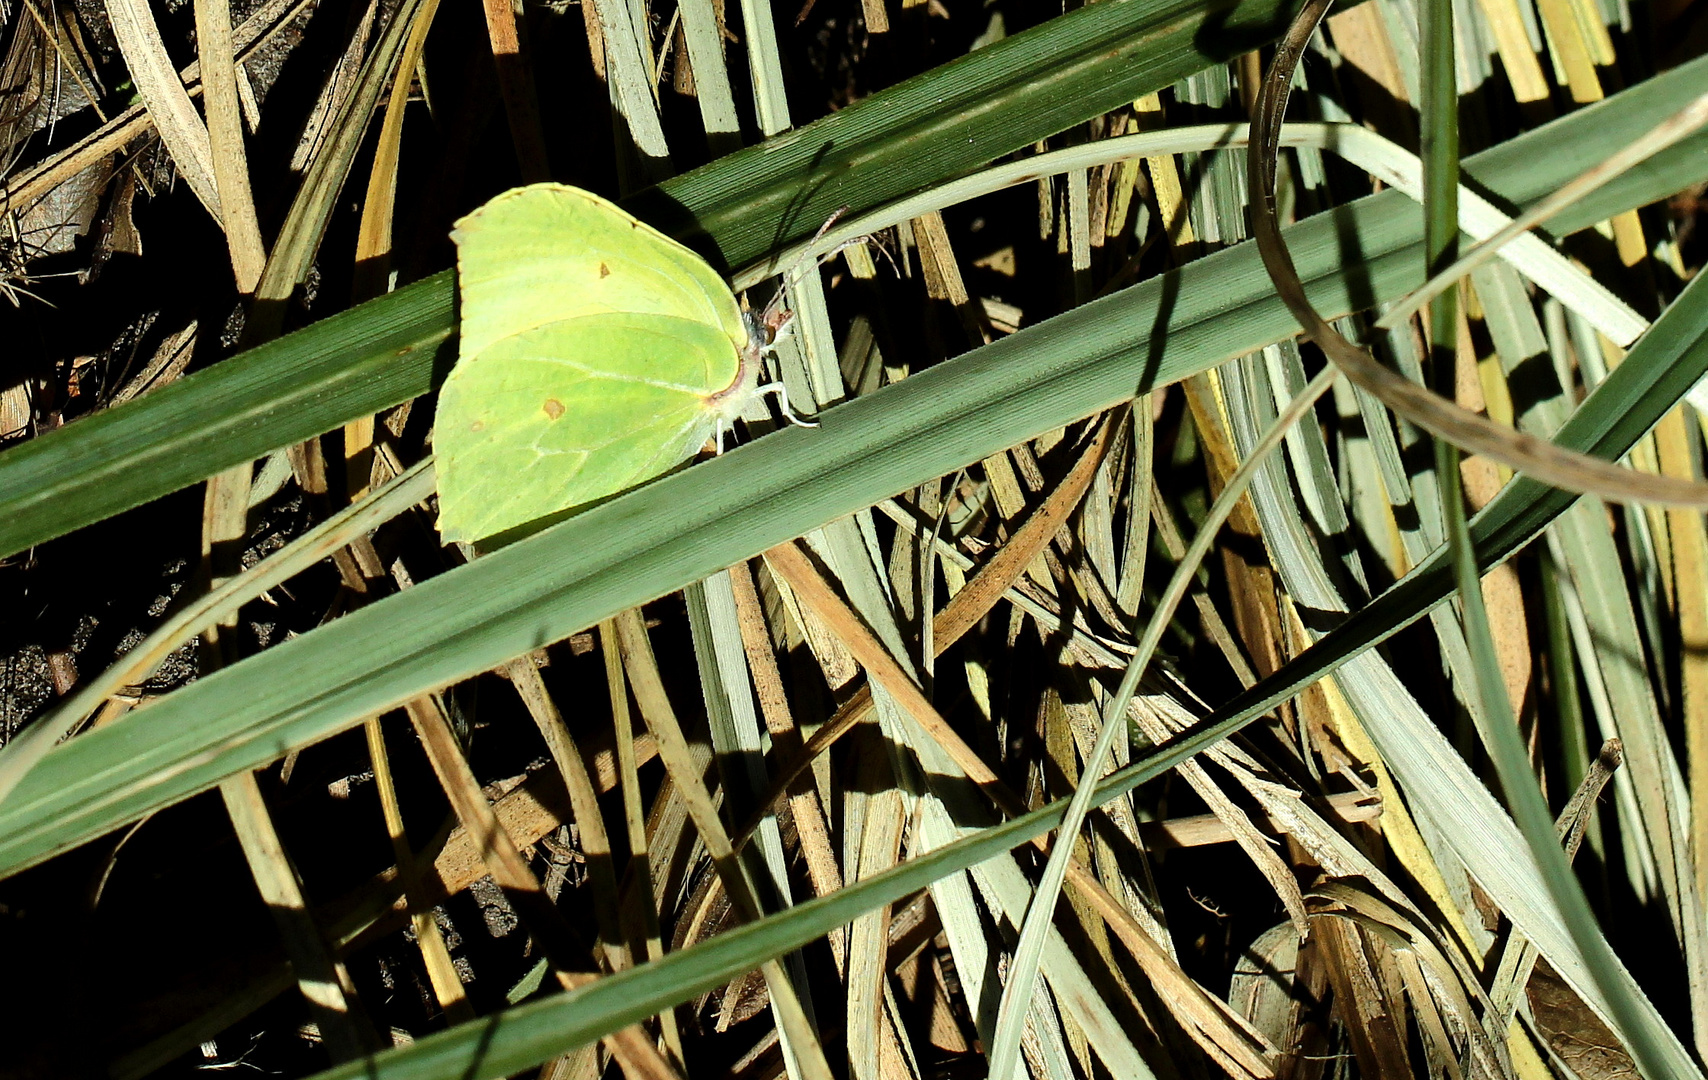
[704,312,768,426]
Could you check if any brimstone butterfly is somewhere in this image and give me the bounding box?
[434,183,795,544]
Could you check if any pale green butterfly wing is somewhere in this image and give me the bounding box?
[437,183,760,543]
[451,183,749,360]
[436,313,741,543]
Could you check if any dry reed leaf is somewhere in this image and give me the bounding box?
[933,415,1119,648]
[290,0,379,173]
[1487,740,1623,1024]
[613,609,838,1080]
[1470,0,1552,105]
[506,658,627,965]
[402,695,683,1079]
[4,0,313,213]
[911,209,992,347]
[600,617,686,1062]
[1309,883,1507,1077]
[1323,3,1415,145]
[1529,960,1639,1080]
[1128,697,1309,933]
[193,0,266,291]
[102,0,221,216]
[1250,0,1708,508]
[726,561,844,921]
[219,771,376,1061]
[360,717,472,1024]
[352,0,443,301]
[480,0,548,181]
[766,537,1280,1076]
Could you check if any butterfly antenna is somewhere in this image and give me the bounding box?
[755,381,819,428]
[758,206,853,326]
[785,206,851,284]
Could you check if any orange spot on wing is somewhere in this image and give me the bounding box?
[470,420,486,432]
[598,262,611,278]
[543,398,566,420]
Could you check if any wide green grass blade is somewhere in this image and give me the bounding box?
[0,275,457,560]
[2,61,1707,879]
[0,0,1315,561]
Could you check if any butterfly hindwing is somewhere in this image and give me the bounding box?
[435,313,734,543]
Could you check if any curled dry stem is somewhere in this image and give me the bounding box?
[1247,0,1708,507]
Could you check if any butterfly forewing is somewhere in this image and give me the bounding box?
[451,184,749,361]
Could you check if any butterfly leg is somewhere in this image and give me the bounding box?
[715,416,728,454]
[754,381,819,428]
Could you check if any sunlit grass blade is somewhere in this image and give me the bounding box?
[988,364,1337,1080]
[4,34,1704,567]
[2,80,1707,880]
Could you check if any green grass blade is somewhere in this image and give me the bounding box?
[4,33,1704,564]
[3,79,1708,878]
[0,274,457,560]
[0,0,1315,560]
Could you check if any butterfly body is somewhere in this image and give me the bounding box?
[435,184,761,543]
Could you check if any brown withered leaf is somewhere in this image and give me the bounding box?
[1528,959,1638,1080]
